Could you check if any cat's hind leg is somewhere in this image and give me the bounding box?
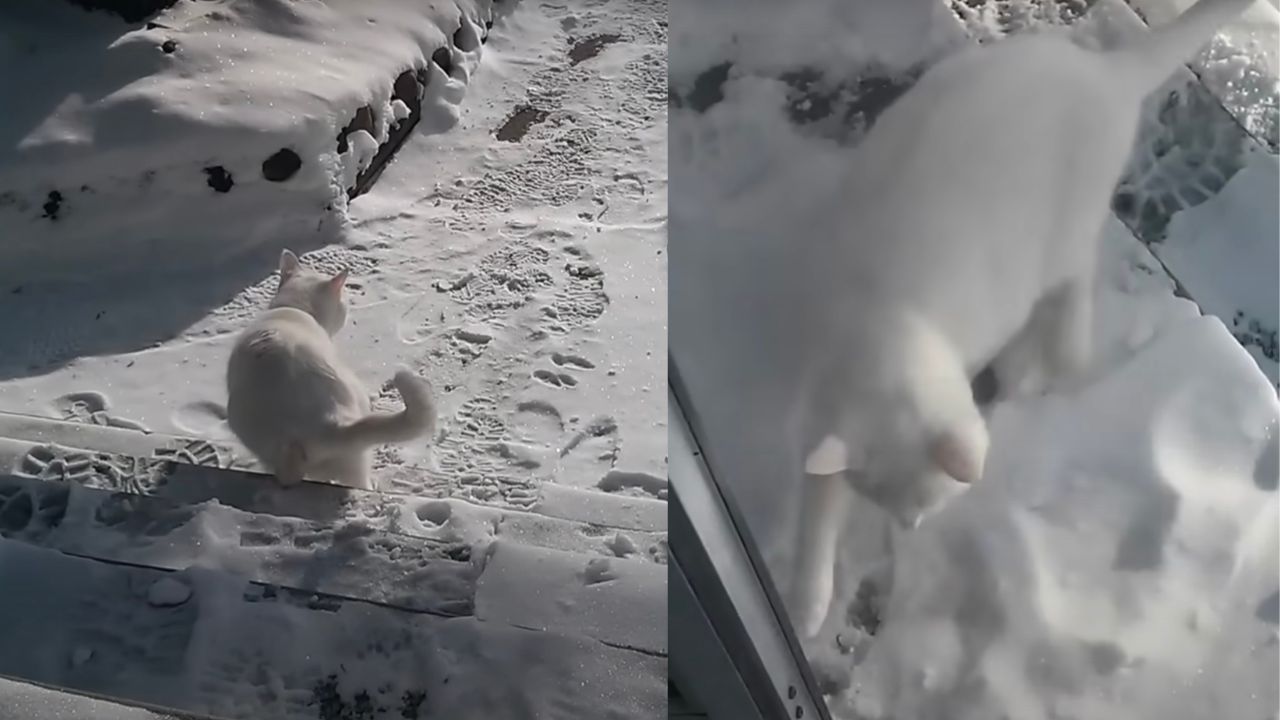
[275,441,307,487]
[789,436,855,639]
[990,277,1095,402]
[1039,277,1095,395]
[990,306,1051,403]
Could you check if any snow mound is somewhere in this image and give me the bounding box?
[0,0,503,283]
[841,316,1278,720]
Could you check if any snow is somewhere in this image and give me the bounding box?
[476,542,668,654]
[670,0,1277,717]
[0,0,495,283]
[1162,149,1280,380]
[145,577,192,608]
[0,0,665,714]
[0,540,666,719]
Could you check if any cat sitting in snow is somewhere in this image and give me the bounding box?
[786,0,1252,638]
[226,249,436,491]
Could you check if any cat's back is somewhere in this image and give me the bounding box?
[855,32,1132,205]
[230,307,334,372]
[227,307,364,424]
[841,32,1137,281]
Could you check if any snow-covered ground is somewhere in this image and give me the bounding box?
[670,0,1277,718]
[0,0,666,716]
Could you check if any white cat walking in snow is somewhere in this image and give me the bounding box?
[227,249,436,490]
[786,0,1253,638]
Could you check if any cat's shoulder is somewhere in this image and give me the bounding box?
[236,306,328,346]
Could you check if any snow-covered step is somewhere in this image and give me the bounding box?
[476,540,668,655]
[0,410,667,536]
[0,471,479,618]
[0,0,507,284]
[0,461,666,621]
[0,674,213,720]
[0,538,666,720]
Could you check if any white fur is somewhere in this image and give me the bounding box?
[226,249,436,490]
[786,0,1252,638]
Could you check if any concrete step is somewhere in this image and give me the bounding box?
[0,674,218,720]
[0,470,479,618]
[0,538,665,720]
[0,420,668,653]
[0,410,666,536]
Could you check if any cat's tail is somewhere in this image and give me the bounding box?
[327,369,437,450]
[1107,0,1252,93]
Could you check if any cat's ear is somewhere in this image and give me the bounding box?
[326,269,349,297]
[928,425,987,485]
[279,249,301,280]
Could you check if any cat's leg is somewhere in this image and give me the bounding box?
[325,452,373,491]
[1039,277,1095,395]
[989,308,1050,402]
[276,441,307,487]
[790,436,854,639]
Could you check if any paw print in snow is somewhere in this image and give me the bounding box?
[487,399,619,488]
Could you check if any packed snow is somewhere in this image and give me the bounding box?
[0,0,666,715]
[0,0,495,282]
[670,0,1278,718]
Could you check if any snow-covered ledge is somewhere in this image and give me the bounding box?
[0,0,512,283]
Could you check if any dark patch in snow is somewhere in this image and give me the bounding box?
[41,190,63,221]
[202,166,233,193]
[1084,640,1126,675]
[496,105,551,142]
[65,0,179,24]
[950,0,1096,41]
[777,66,922,143]
[1112,481,1180,571]
[846,576,883,636]
[568,33,622,66]
[262,148,302,182]
[400,690,427,719]
[431,47,454,77]
[337,106,376,155]
[312,674,428,720]
[1257,591,1279,625]
[454,23,480,53]
[684,61,732,113]
[1232,311,1279,365]
[1253,426,1278,491]
[160,39,177,54]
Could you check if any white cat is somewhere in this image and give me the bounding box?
[226,249,436,490]
[786,0,1252,638]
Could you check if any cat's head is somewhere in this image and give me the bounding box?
[269,249,349,335]
[803,363,989,528]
